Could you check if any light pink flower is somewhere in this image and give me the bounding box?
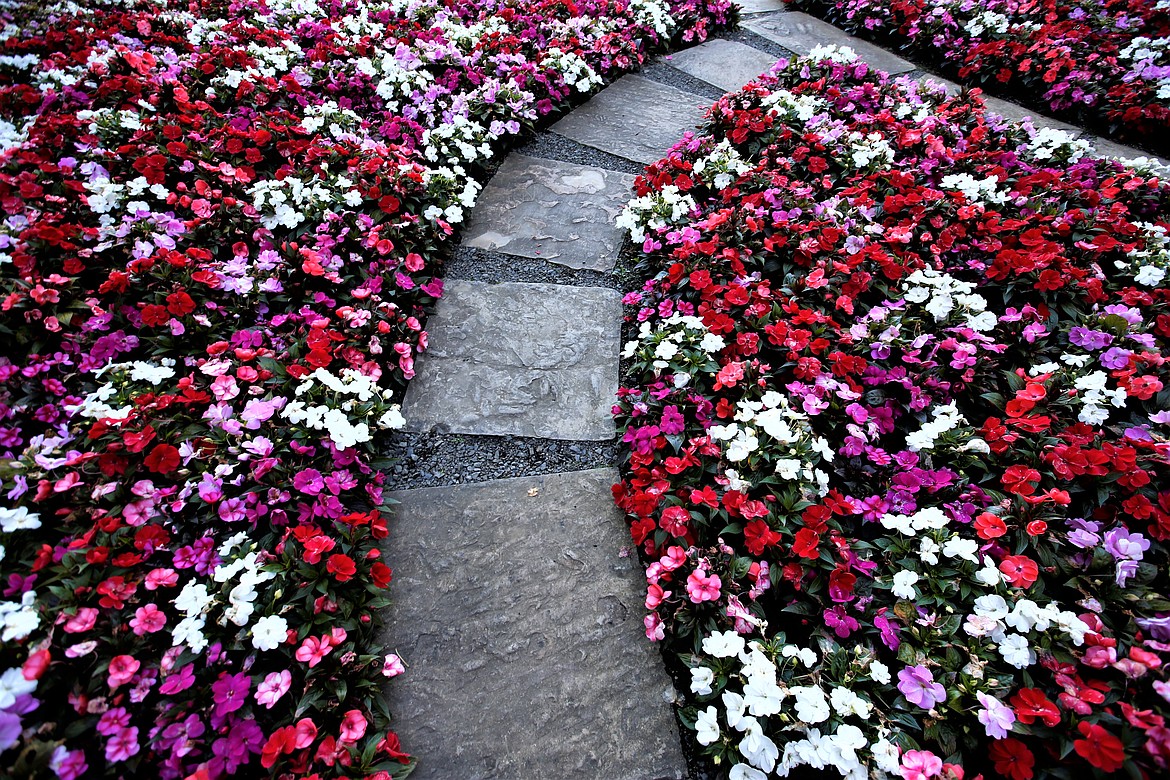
[339,710,368,744]
[382,654,405,678]
[686,568,722,603]
[255,670,292,708]
[129,604,167,635]
[107,655,140,689]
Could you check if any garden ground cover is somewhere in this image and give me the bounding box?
[782,0,1170,156]
[615,46,1170,780]
[0,0,733,777]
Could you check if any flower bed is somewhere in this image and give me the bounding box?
[0,0,732,776]
[783,0,1170,155]
[615,47,1170,780]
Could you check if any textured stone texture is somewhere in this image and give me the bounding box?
[745,12,915,74]
[736,0,787,13]
[461,154,635,271]
[382,469,686,780]
[981,95,1083,135]
[402,280,620,440]
[551,75,708,164]
[667,39,781,93]
[1083,136,1169,167]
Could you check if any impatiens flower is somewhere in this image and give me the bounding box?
[998,556,1039,588]
[339,710,368,744]
[129,604,166,635]
[702,630,746,658]
[686,568,722,603]
[211,672,251,718]
[1074,722,1126,772]
[695,706,720,746]
[105,727,140,763]
[251,615,289,651]
[899,749,943,780]
[107,655,140,689]
[382,653,405,678]
[891,570,919,600]
[897,665,946,710]
[295,636,334,667]
[690,666,714,696]
[255,670,292,709]
[977,691,1017,738]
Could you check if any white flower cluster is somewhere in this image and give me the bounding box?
[1117,222,1170,287]
[902,268,997,329]
[627,0,677,38]
[693,632,896,780]
[1071,370,1128,426]
[282,367,404,448]
[247,173,339,231]
[624,313,726,378]
[846,131,895,170]
[542,47,603,93]
[708,393,832,494]
[210,39,304,92]
[213,533,288,649]
[964,10,1011,37]
[300,100,365,141]
[0,591,39,642]
[760,89,826,123]
[692,140,754,190]
[807,44,859,64]
[0,115,33,157]
[1024,127,1090,164]
[940,172,1012,206]
[905,401,966,452]
[963,594,1088,669]
[616,185,698,243]
[71,361,177,422]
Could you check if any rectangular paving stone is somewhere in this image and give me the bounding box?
[1083,136,1169,168]
[666,39,781,93]
[382,469,687,780]
[736,0,788,13]
[745,11,915,75]
[981,95,1083,135]
[402,280,620,440]
[551,75,708,164]
[462,153,635,271]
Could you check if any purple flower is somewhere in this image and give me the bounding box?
[1066,518,1101,549]
[976,692,1016,739]
[1138,615,1170,642]
[293,468,324,496]
[1104,527,1150,561]
[897,665,946,709]
[1099,347,1133,370]
[660,405,686,435]
[0,712,21,752]
[824,606,860,638]
[1069,326,1112,350]
[211,672,251,719]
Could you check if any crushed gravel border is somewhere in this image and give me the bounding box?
[517,131,644,176]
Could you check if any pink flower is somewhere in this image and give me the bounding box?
[62,607,98,634]
[144,568,179,590]
[644,612,665,641]
[107,655,140,689]
[900,749,943,780]
[255,670,292,708]
[296,636,332,667]
[339,710,368,744]
[382,654,405,678]
[686,568,722,603]
[105,726,140,763]
[129,604,167,635]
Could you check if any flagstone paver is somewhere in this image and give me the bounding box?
[551,75,707,164]
[666,39,781,93]
[744,11,915,75]
[461,154,635,271]
[981,94,1083,135]
[1084,136,1169,167]
[402,280,620,440]
[382,469,687,780]
[736,0,788,13]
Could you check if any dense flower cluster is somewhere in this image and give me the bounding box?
[785,0,1170,154]
[0,0,732,776]
[615,46,1170,780]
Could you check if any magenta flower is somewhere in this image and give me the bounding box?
[339,709,368,743]
[897,665,946,709]
[686,568,722,604]
[105,726,140,763]
[212,672,251,718]
[159,663,196,696]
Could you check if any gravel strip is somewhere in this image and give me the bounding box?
[722,26,796,61]
[383,431,620,489]
[445,244,643,291]
[638,59,727,103]
[516,131,644,176]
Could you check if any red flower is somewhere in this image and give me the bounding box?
[1011,688,1061,727]
[659,505,690,537]
[792,528,820,559]
[999,555,1039,588]
[143,443,181,474]
[140,303,170,327]
[974,512,1007,539]
[370,562,392,589]
[743,519,781,555]
[988,738,1035,780]
[1001,465,1041,496]
[326,553,357,582]
[1073,722,1125,772]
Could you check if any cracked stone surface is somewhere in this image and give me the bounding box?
[402,280,620,440]
[382,469,686,780]
[666,39,781,93]
[461,154,635,271]
[745,11,915,74]
[551,75,708,164]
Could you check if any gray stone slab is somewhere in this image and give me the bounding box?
[461,154,634,271]
[745,11,915,75]
[402,280,620,440]
[666,39,781,93]
[981,95,1083,135]
[382,469,686,780]
[551,75,708,164]
[1084,136,1169,168]
[737,0,788,13]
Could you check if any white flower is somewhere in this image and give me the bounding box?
[975,556,1005,587]
[830,687,872,719]
[942,536,980,564]
[791,685,831,724]
[696,705,721,745]
[918,537,940,565]
[997,633,1036,668]
[723,690,749,731]
[0,667,37,709]
[174,582,214,617]
[739,717,780,772]
[699,333,726,352]
[974,594,1010,621]
[0,506,40,533]
[729,765,767,780]
[690,666,715,696]
[251,614,289,651]
[869,660,891,685]
[172,615,208,653]
[891,570,919,600]
[742,677,785,717]
[871,738,901,772]
[703,630,747,659]
[0,591,39,642]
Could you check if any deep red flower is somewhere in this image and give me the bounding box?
[988,738,1034,780]
[1011,688,1061,727]
[1073,722,1125,772]
[143,443,181,474]
[743,519,782,556]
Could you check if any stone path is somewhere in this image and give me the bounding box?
[384,11,1166,780]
